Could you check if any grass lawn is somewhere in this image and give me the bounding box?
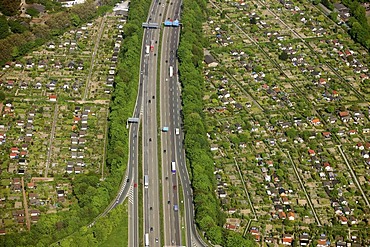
[99,201,128,247]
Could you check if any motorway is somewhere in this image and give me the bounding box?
[160,1,208,247]
[160,1,182,246]
[142,0,163,246]
[97,1,208,247]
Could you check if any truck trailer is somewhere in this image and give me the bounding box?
[169,66,173,77]
[144,175,149,188]
[145,233,149,246]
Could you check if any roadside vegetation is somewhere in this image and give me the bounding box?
[97,202,128,247]
[314,0,370,50]
[178,0,255,245]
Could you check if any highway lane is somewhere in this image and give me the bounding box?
[89,1,186,247]
[108,0,207,246]
[161,1,209,246]
[159,13,173,244]
[143,1,166,246]
[160,28,177,246]
[126,0,162,246]
[160,0,183,246]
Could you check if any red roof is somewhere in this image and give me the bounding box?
[340,216,348,223]
[278,211,286,219]
[317,239,326,245]
[312,118,320,123]
[283,237,293,243]
[319,78,327,84]
[365,142,370,149]
[339,111,349,117]
[323,162,330,167]
[288,212,295,218]
[322,131,331,136]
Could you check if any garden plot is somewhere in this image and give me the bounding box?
[0,11,124,234]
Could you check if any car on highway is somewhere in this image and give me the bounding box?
[173,204,178,211]
[155,238,159,243]
[134,183,137,188]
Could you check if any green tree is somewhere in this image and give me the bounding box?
[250,25,258,33]
[70,13,82,27]
[253,65,262,73]
[0,15,10,39]
[321,0,333,10]
[225,231,256,247]
[326,105,335,113]
[32,24,51,40]
[207,226,223,243]
[286,128,298,139]
[279,51,289,61]
[329,12,338,22]
[0,0,21,16]
[8,20,28,33]
[0,91,5,101]
[26,7,40,17]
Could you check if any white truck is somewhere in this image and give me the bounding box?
[169,66,173,77]
[145,233,149,246]
[171,161,176,173]
[144,175,149,188]
[145,45,150,54]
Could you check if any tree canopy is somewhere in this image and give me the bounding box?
[179,0,256,245]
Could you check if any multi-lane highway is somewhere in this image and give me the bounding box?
[141,1,165,247]
[160,1,208,247]
[160,1,182,246]
[84,1,210,246]
[98,1,208,246]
